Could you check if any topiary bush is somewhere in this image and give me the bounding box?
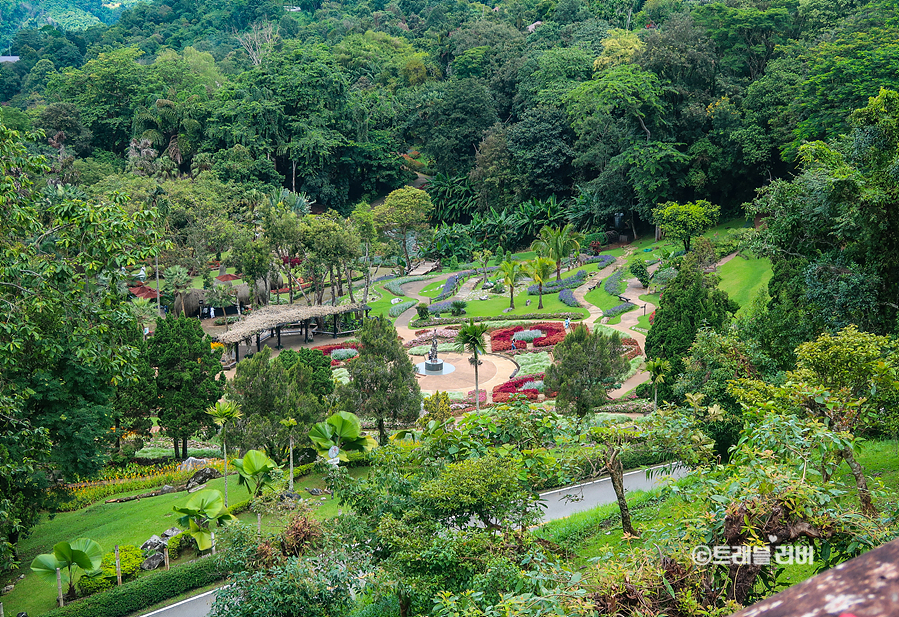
[416,303,430,320]
[50,556,224,617]
[78,545,143,596]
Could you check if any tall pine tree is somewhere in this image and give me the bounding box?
[339,317,421,444]
[148,315,224,459]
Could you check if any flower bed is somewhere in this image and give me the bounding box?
[428,300,456,315]
[312,342,361,366]
[492,373,548,402]
[388,300,417,317]
[514,351,553,375]
[559,288,580,307]
[407,342,458,355]
[619,336,643,360]
[491,322,566,351]
[528,270,587,295]
[603,269,628,296]
[512,329,543,342]
[604,302,636,318]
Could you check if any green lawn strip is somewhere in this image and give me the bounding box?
[5,468,367,616]
[584,281,623,312]
[716,255,772,314]
[632,314,652,334]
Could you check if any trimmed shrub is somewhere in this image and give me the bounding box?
[629,261,650,287]
[416,303,430,320]
[384,276,432,296]
[48,556,224,617]
[330,348,360,361]
[78,545,143,596]
[388,300,417,317]
[521,380,544,392]
[411,312,582,328]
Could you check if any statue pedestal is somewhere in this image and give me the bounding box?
[424,359,444,372]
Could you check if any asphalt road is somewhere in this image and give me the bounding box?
[141,464,685,617]
[538,463,687,521]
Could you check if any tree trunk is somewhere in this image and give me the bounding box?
[653,384,658,413]
[362,243,371,304]
[288,435,294,492]
[174,438,181,459]
[509,285,515,309]
[182,436,188,460]
[538,283,544,310]
[223,435,228,508]
[401,231,412,272]
[608,452,640,537]
[474,350,480,412]
[377,416,386,446]
[329,265,336,306]
[556,261,561,282]
[346,265,356,303]
[842,447,877,516]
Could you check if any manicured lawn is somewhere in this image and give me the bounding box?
[632,313,652,334]
[4,468,367,616]
[716,255,772,314]
[584,278,622,312]
[460,289,588,319]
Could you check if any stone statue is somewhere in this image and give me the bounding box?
[428,329,439,363]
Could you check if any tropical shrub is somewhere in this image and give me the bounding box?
[416,303,429,320]
[450,300,467,316]
[78,545,143,596]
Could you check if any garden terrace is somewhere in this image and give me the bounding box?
[215,302,370,361]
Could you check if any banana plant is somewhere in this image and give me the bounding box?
[308,411,378,462]
[172,489,236,551]
[232,449,280,498]
[31,538,103,597]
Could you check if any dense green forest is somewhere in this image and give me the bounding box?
[4,1,899,614]
[2,0,897,221]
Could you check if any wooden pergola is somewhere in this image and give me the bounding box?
[216,302,370,362]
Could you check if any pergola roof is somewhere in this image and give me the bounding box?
[216,302,369,344]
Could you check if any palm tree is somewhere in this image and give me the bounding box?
[498,260,523,310]
[525,257,555,310]
[279,417,298,492]
[530,224,585,282]
[206,400,243,508]
[129,297,158,339]
[455,320,489,411]
[164,265,191,315]
[645,359,671,412]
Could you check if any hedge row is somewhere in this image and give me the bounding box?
[46,556,224,617]
[410,312,583,328]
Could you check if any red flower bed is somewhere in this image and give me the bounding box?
[490,322,567,352]
[492,373,545,402]
[619,337,643,360]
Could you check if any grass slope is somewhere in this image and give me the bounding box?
[717,255,772,314]
[4,468,366,616]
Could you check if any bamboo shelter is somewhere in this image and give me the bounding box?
[216,302,370,362]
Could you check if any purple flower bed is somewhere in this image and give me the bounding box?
[528,269,587,295]
[559,288,580,307]
[584,255,614,266]
[434,266,499,302]
[604,302,636,318]
[603,269,628,296]
[373,273,399,282]
[428,300,456,314]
